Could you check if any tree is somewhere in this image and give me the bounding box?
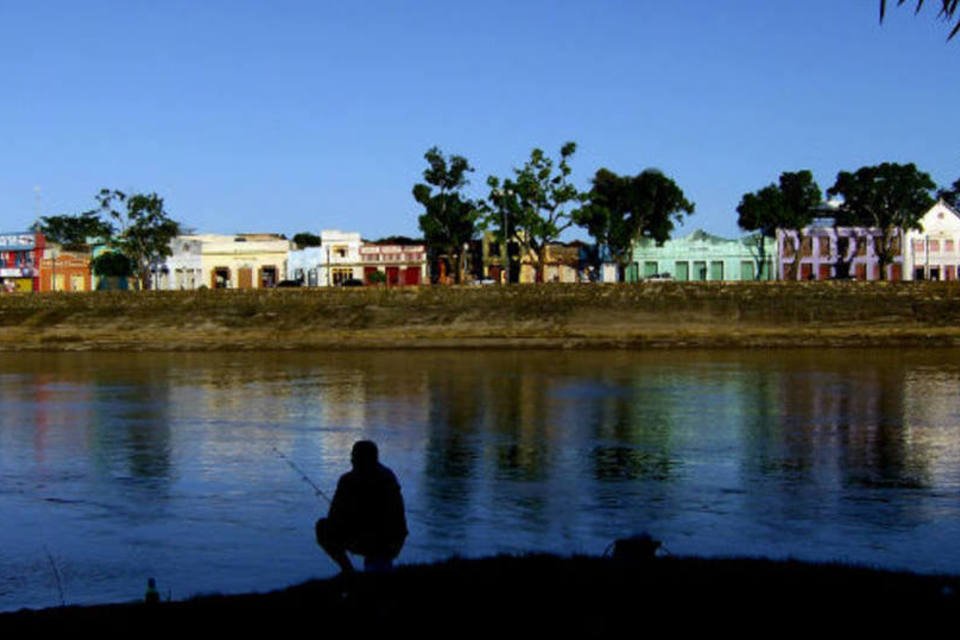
[880,0,960,39]
[937,177,960,208]
[484,142,582,283]
[414,147,478,284]
[737,171,821,280]
[293,232,322,248]
[575,168,694,281]
[96,189,181,290]
[31,211,113,251]
[827,162,936,280]
[90,250,134,277]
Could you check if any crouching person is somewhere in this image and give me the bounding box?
[315,440,408,574]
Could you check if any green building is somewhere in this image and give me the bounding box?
[626,229,775,282]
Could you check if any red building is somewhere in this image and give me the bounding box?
[0,232,44,292]
[360,243,427,285]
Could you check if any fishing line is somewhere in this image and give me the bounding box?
[272,446,333,504]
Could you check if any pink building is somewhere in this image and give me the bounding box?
[777,222,904,281]
[360,242,427,286]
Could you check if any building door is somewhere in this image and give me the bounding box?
[740,261,754,281]
[238,267,253,289]
[710,261,724,281]
[213,268,230,288]
[693,261,707,281]
[386,267,400,286]
[674,262,689,281]
[70,274,85,291]
[404,267,421,285]
[643,261,658,278]
[259,266,277,288]
[818,264,832,280]
[800,263,813,280]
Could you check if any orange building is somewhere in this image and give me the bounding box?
[39,248,93,292]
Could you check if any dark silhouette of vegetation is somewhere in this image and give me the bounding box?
[31,211,113,251]
[828,163,936,280]
[414,147,478,284]
[881,0,960,39]
[938,178,960,209]
[90,251,134,277]
[575,168,694,281]
[292,232,321,248]
[95,190,181,290]
[484,142,583,283]
[737,171,821,280]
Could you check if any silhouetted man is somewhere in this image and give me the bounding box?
[315,440,408,573]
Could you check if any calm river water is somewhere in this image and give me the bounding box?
[1,349,959,611]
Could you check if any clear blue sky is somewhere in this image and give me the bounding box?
[0,1,956,241]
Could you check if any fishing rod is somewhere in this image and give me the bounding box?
[272,447,333,504]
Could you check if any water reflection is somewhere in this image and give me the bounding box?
[1,349,960,612]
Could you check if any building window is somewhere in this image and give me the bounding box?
[930,239,941,253]
[332,267,353,285]
[946,239,956,253]
[334,245,348,259]
[913,239,925,253]
[801,236,813,257]
[818,237,831,257]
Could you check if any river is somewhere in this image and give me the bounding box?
[1,349,959,611]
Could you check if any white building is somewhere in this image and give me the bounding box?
[318,230,363,286]
[904,200,960,281]
[159,233,292,289]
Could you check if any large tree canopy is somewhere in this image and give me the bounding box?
[737,170,821,280]
[31,211,113,251]
[575,168,694,278]
[414,147,478,284]
[96,189,181,290]
[827,162,936,279]
[881,0,960,39]
[484,142,582,283]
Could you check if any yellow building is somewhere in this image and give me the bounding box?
[163,233,292,289]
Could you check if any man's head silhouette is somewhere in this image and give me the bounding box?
[351,440,379,471]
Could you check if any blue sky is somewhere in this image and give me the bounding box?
[0,1,956,241]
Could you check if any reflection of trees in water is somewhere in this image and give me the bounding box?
[739,353,934,492]
[586,374,677,483]
[91,378,172,485]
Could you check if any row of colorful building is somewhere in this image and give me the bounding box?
[2,200,959,292]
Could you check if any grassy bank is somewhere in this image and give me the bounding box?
[2,281,960,351]
[2,554,957,633]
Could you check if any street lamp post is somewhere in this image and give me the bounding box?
[495,188,513,285]
[50,247,59,292]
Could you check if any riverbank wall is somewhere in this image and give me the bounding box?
[2,281,960,351]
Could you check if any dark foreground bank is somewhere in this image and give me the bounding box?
[3,554,958,635]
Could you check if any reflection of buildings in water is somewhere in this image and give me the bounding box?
[765,361,933,492]
[903,366,960,486]
[0,376,96,465]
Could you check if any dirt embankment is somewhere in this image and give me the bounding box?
[2,281,960,351]
[2,554,958,633]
